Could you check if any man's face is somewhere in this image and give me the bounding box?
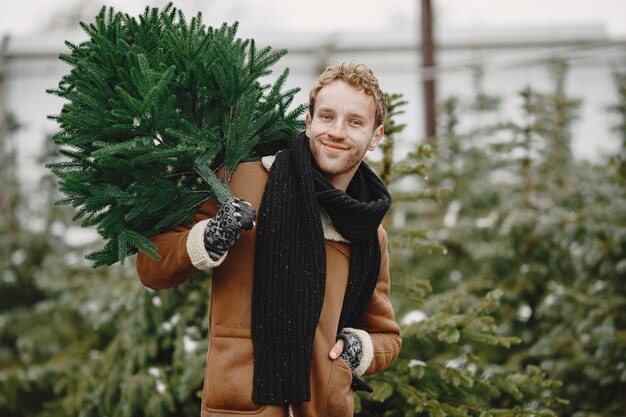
[306,80,384,190]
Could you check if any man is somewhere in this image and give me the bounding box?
[137,62,401,417]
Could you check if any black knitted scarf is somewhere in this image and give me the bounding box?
[251,133,391,404]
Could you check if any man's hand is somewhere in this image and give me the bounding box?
[330,332,363,372]
[329,339,345,360]
[203,196,256,261]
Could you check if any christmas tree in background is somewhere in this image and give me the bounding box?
[0,113,212,415]
[0,115,117,414]
[377,60,626,416]
[47,3,305,266]
[356,94,564,417]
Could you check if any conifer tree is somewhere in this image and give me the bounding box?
[0,116,112,415]
[356,94,562,417]
[1,115,211,415]
[383,60,626,416]
[47,3,305,266]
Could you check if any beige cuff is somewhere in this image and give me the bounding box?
[185,219,227,270]
[343,327,374,377]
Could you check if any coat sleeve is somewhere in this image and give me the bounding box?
[136,161,269,290]
[354,226,402,376]
[136,197,220,290]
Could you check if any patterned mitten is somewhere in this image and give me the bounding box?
[203,197,256,261]
[337,332,363,372]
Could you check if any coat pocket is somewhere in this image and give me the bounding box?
[203,336,266,414]
[320,358,354,417]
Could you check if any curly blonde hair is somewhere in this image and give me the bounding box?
[309,62,387,128]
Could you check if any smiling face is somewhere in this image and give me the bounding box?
[306,80,384,191]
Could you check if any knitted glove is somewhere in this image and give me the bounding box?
[336,332,363,372]
[203,197,256,261]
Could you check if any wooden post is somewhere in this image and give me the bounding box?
[421,0,437,141]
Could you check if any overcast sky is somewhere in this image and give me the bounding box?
[1,0,625,38]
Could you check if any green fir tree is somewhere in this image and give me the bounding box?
[356,94,563,417]
[47,3,305,266]
[386,59,626,416]
[0,115,211,415]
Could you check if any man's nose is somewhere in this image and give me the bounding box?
[328,120,347,138]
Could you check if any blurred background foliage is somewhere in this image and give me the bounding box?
[1,53,625,417]
[360,60,626,416]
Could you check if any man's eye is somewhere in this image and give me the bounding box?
[350,120,362,126]
[320,114,332,120]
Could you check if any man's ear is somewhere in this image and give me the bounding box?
[368,125,384,151]
[305,112,312,137]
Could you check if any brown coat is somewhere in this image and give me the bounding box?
[136,161,401,417]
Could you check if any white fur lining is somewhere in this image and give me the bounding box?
[320,209,350,243]
[261,155,276,171]
[343,327,374,377]
[185,219,227,270]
